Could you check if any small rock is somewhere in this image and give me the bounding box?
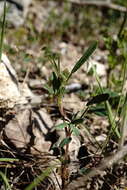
[0,0,32,27]
[4,108,53,153]
[4,109,31,149]
[87,59,106,76]
[0,54,20,102]
[95,134,107,142]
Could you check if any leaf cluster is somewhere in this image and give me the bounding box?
[44,42,98,100]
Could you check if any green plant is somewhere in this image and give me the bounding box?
[0,158,19,190]
[0,171,11,190]
[44,41,98,188]
[103,12,127,150]
[44,33,127,187]
[105,11,127,90]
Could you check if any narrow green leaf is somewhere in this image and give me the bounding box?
[71,118,84,125]
[92,65,121,139]
[55,122,67,129]
[70,125,80,136]
[88,106,107,116]
[87,93,109,106]
[52,72,61,93]
[52,59,59,74]
[0,171,11,190]
[59,137,72,148]
[43,84,54,94]
[25,166,54,190]
[106,101,120,138]
[79,168,91,175]
[62,68,70,81]
[69,41,97,78]
[0,158,19,162]
[59,86,66,95]
[72,111,80,120]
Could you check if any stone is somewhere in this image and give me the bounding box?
[0,0,32,27]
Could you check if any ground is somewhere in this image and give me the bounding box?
[0,0,127,189]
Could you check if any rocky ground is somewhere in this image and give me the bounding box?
[0,0,127,189]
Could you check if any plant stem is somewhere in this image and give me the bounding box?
[0,0,6,62]
[57,96,70,189]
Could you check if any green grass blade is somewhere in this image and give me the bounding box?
[114,58,127,124]
[0,171,11,190]
[119,93,127,148]
[92,65,120,139]
[0,158,19,162]
[68,41,97,79]
[25,166,54,190]
[0,0,6,62]
[106,101,120,138]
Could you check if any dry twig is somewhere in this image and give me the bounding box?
[69,0,127,12]
[65,144,127,190]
